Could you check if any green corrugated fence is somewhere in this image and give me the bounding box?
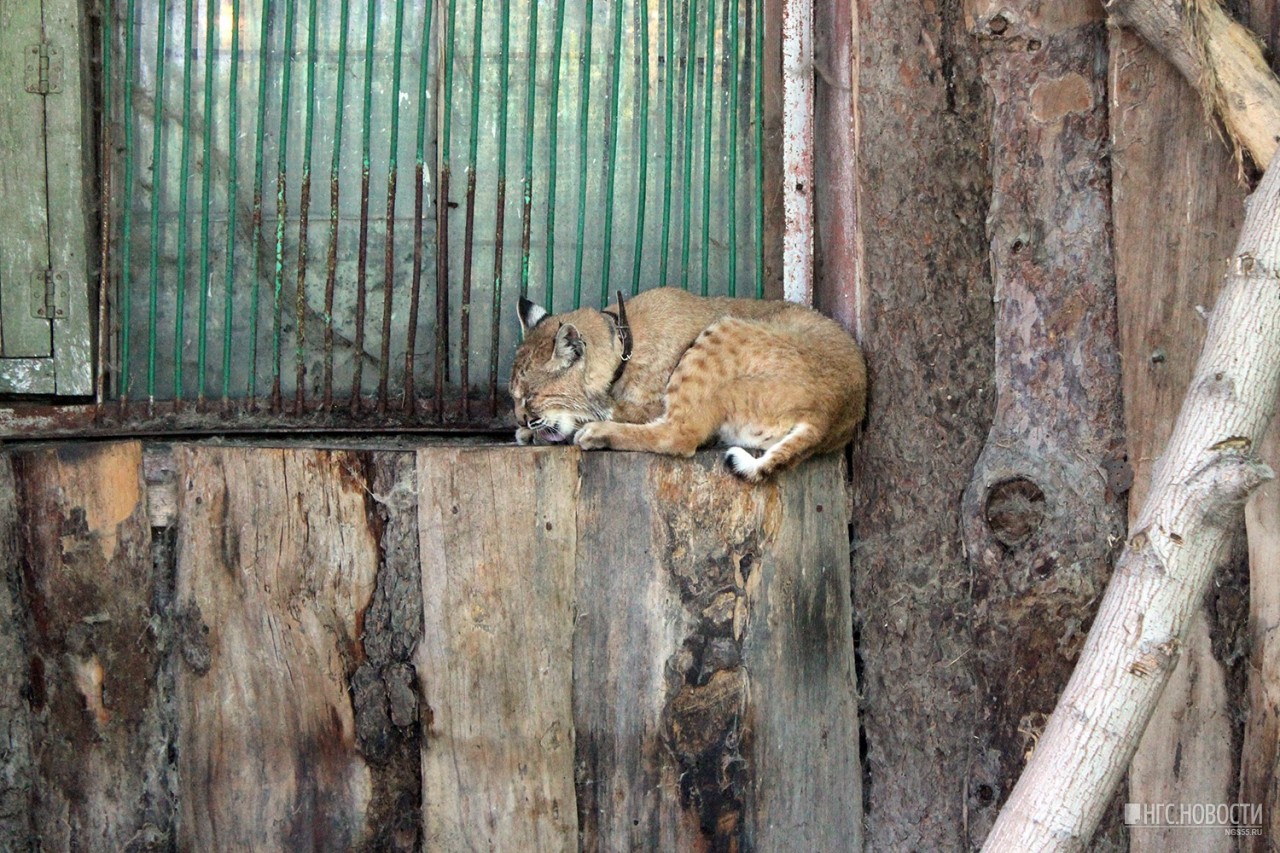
[102,0,771,425]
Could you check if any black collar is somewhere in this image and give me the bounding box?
[600,291,633,389]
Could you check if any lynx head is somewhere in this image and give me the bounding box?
[509,298,618,444]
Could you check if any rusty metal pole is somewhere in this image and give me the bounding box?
[781,0,814,305]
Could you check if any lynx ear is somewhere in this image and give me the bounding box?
[518,297,550,336]
[554,323,585,363]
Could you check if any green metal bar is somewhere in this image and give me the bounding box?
[145,0,169,400]
[379,0,408,408]
[518,0,540,299]
[727,0,739,296]
[658,0,675,286]
[120,0,138,400]
[296,0,319,409]
[753,0,764,298]
[272,0,299,407]
[489,0,512,415]
[543,0,566,309]
[405,0,434,408]
[630,0,651,296]
[197,0,216,400]
[351,0,377,405]
[222,0,243,402]
[698,0,715,296]
[173,0,196,400]
[572,0,594,307]
[599,0,624,303]
[248,0,273,400]
[679,0,699,290]
[99,0,112,402]
[322,0,352,408]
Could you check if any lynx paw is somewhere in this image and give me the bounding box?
[515,426,534,446]
[574,421,616,450]
[724,447,765,483]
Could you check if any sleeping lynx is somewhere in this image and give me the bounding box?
[509,287,867,482]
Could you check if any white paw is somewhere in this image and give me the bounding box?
[515,427,534,446]
[724,447,764,483]
[574,422,613,450]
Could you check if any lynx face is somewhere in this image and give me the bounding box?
[510,305,615,445]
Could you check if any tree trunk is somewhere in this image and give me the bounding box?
[983,147,1280,849]
[962,2,1130,846]
[848,0,996,845]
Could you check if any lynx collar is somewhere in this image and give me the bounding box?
[600,291,633,389]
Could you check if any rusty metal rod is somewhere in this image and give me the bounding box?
[350,0,378,413]
[405,0,435,413]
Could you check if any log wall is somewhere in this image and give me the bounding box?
[0,441,860,851]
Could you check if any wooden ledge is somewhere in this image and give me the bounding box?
[0,442,861,850]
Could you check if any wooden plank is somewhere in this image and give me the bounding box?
[740,454,861,848]
[0,356,56,393]
[0,451,34,849]
[9,441,162,849]
[173,447,380,850]
[574,450,861,851]
[0,0,53,358]
[1110,29,1245,851]
[416,445,578,852]
[43,0,93,394]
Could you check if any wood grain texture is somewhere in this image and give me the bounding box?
[10,441,161,850]
[0,0,53,359]
[1110,27,1246,852]
[0,452,33,850]
[575,449,860,852]
[416,446,578,852]
[43,0,93,394]
[174,446,379,850]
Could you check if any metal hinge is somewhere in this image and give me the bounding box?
[30,270,68,319]
[24,42,63,95]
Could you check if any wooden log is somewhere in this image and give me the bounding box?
[173,447,380,850]
[8,442,163,849]
[416,445,579,851]
[574,450,861,852]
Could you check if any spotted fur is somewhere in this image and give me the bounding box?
[510,287,866,482]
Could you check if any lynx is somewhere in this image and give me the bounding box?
[509,287,867,482]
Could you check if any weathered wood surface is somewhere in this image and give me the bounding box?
[0,453,34,850]
[574,449,860,852]
[174,447,380,850]
[416,446,579,852]
[1110,15,1255,852]
[43,0,93,394]
[0,0,54,362]
[0,441,858,850]
[9,442,161,849]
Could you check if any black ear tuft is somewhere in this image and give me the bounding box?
[518,297,550,336]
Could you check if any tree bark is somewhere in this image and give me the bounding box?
[982,149,1280,849]
[962,2,1129,845]
[848,0,995,847]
